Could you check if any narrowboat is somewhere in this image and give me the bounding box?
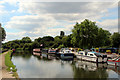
[75,51,107,63]
[33,48,41,53]
[107,56,120,67]
[33,48,41,56]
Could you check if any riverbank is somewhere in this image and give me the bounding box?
[0,51,19,79]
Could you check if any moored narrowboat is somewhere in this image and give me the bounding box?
[33,48,41,53]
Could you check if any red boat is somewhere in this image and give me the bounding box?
[107,56,120,67]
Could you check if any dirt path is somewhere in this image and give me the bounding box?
[0,51,15,79]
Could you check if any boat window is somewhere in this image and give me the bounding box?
[94,52,101,56]
[90,54,93,56]
[79,53,83,55]
[50,51,56,52]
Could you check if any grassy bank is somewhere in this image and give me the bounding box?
[5,50,19,78]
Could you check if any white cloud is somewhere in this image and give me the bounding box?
[0,5,7,15]
[4,31,26,42]
[3,1,119,41]
[97,19,118,33]
[5,15,59,30]
[5,14,74,41]
[17,2,117,14]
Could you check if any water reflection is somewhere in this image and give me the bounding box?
[12,51,120,78]
[72,61,108,78]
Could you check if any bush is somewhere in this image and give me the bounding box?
[2,49,8,53]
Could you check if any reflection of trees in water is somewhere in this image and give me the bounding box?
[33,54,53,61]
[13,50,32,60]
[71,61,108,79]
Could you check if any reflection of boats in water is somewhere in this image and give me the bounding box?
[107,56,120,67]
[33,48,41,53]
[33,52,57,60]
[107,65,120,75]
[75,60,120,77]
[72,60,108,78]
[33,52,41,56]
[75,51,107,63]
[75,61,107,71]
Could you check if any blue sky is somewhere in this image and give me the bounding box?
[0,0,119,42]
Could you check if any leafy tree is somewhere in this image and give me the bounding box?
[23,43,32,50]
[21,37,32,43]
[0,23,6,41]
[71,19,98,48]
[40,36,54,48]
[54,36,62,45]
[42,36,54,41]
[96,28,111,47]
[111,32,120,48]
[13,43,19,49]
[34,37,42,42]
[62,35,73,47]
[32,41,40,48]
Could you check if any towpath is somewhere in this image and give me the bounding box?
[0,51,15,79]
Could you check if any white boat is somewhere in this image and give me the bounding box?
[75,51,107,63]
[59,48,73,53]
[58,48,74,60]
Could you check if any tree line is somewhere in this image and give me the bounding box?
[1,19,120,51]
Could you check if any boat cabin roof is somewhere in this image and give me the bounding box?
[79,51,103,56]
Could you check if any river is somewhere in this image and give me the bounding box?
[11,51,120,79]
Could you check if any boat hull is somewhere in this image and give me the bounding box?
[60,53,74,60]
[76,55,103,63]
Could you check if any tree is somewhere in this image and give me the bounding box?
[96,28,111,47]
[21,37,32,43]
[60,31,65,38]
[23,43,32,50]
[62,35,73,47]
[32,41,40,48]
[0,23,6,41]
[111,32,120,48]
[34,37,42,42]
[40,36,54,48]
[71,19,98,48]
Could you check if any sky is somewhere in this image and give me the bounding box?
[0,0,119,42]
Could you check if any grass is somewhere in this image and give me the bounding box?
[5,50,19,79]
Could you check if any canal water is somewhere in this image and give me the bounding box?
[11,51,120,79]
